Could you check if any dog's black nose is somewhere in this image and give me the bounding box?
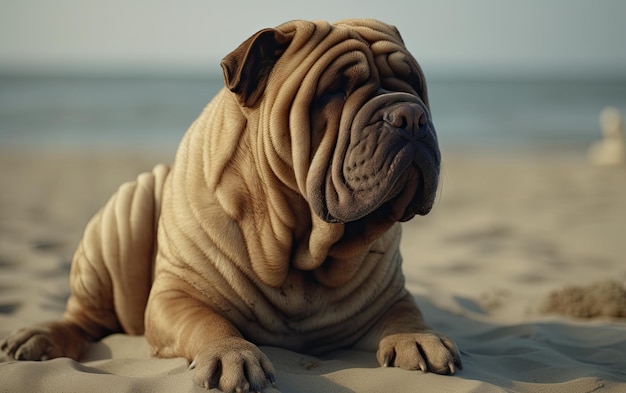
[383,105,429,139]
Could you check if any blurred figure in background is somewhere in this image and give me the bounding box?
[589,106,626,166]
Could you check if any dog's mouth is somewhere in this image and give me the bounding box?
[309,93,440,224]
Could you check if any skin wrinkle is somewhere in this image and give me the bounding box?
[270,30,373,196]
[68,226,119,338]
[114,183,138,332]
[174,163,256,324]
[307,77,376,205]
[267,37,359,194]
[73,247,105,310]
[91,205,115,305]
[158,209,257,329]
[138,179,159,283]
[74,165,167,335]
[328,89,374,199]
[347,130,390,189]
[156,251,250,341]
[267,28,330,107]
[254,102,301,244]
[323,254,405,351]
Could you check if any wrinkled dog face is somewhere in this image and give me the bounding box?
[224,20,441,225]
[302,24,440,224]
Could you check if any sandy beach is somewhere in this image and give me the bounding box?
[1,146,625,392]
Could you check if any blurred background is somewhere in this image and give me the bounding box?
[1,0,626,153]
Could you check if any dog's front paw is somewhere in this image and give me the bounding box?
[2,321,87,361]
[190,337,276,392]
[2,321,88,362]
[2,326,67,361]
[377,332,462,374]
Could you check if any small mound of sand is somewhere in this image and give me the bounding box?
[542,280,626,319]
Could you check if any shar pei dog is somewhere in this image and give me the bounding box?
[2,19,462,392]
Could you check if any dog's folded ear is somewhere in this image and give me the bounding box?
[221,28,294,107]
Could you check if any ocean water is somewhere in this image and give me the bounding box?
[1,74,625,152]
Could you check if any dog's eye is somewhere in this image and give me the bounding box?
[319,79,348,104]
[385,53,424,97]
[323,89,347,102]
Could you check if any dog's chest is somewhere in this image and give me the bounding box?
[268,271,328,320]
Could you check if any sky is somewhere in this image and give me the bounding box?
[1,0,626,78]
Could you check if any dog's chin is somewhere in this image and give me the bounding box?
[367,166,437,223]
[318,164,436,225]
[387,168,430,222]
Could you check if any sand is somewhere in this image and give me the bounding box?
[1,146,625,392]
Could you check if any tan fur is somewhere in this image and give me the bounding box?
[2,19,461,392]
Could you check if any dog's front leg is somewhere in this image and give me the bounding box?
[144,274,275,392]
